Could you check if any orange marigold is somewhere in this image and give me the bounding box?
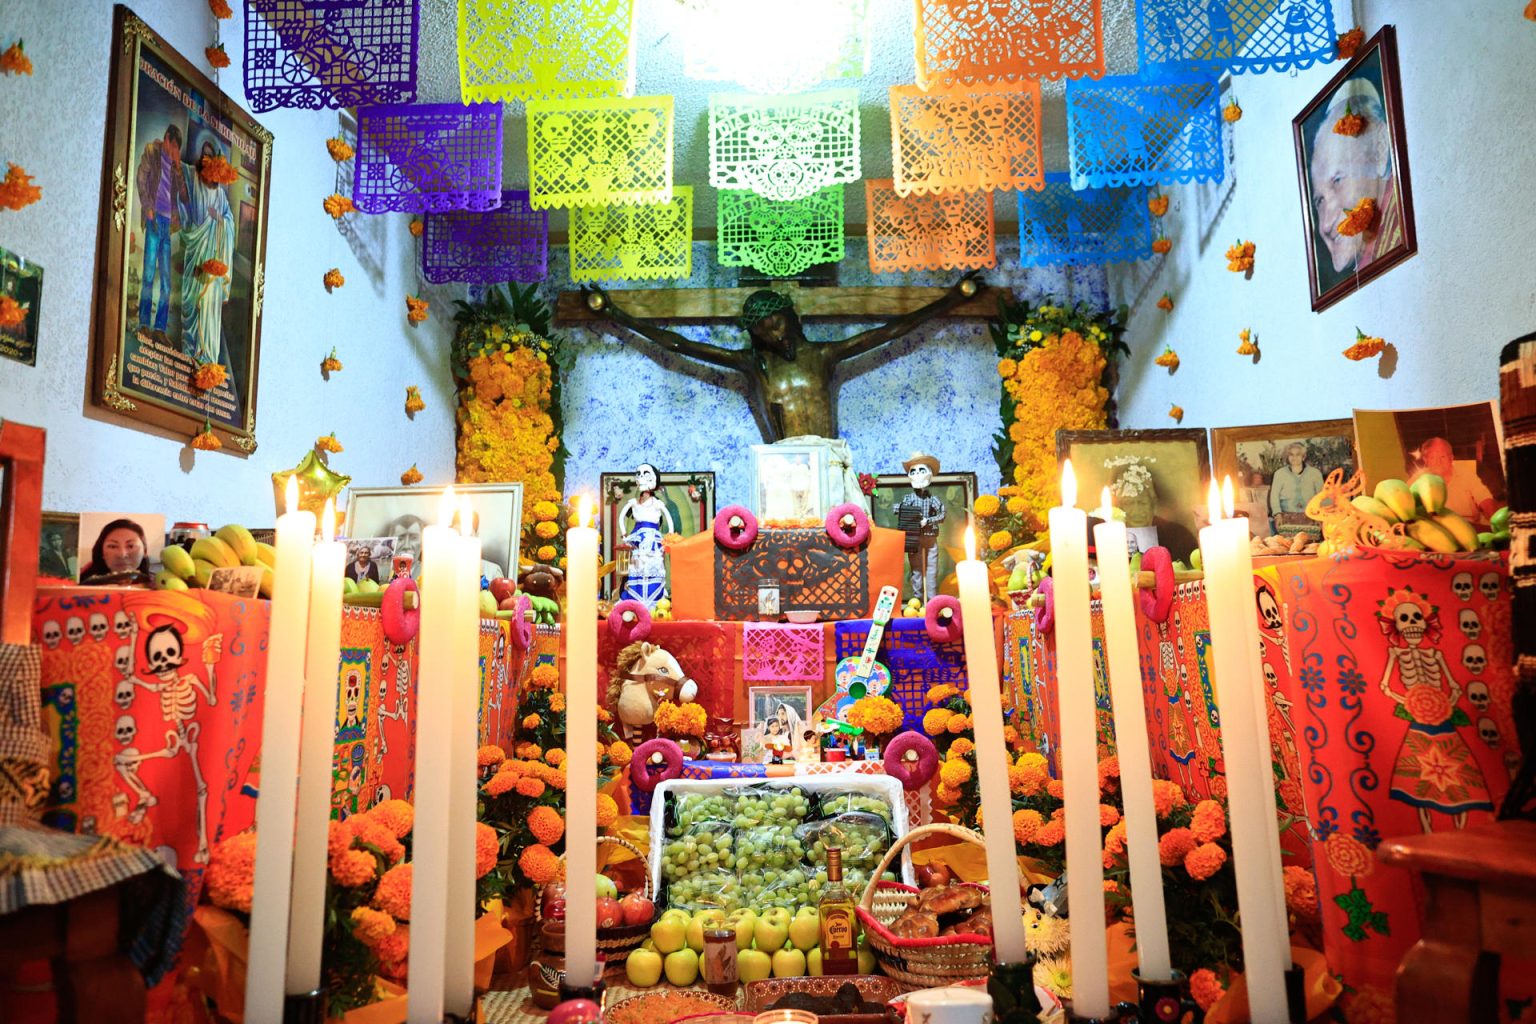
[350,906,396,946]
[596,793,619,828]
[475,821,499,878]
[1343,328,1386,361]
[0,164,41,210]
[191,422,222,451]
[371,799,415,839]
[478,745,507,769]
[1190,799,1227,843]
[1225,239,1256,272]
[1151,779,1184,818]
[1169,404,1184,424]
[0,41,33,75]
[374,924,409,965]
[545,747,566,766]
[1337,197,1377,237]
[939,759,973,789]
[516,776,547,798]
[206,44,230,68]
[1284,864,1319,918]
[1046,779,1065,800]
[1190,968,1226,1012]
[1154,347,1180,372]
[1099,803,1121,828]
[204,831,258,912]
[350,815,405,863]
[1033,820,1066,847]
[923,707,953,735]
[198,155,238,186]
[948,737,975,759]
[547,769,567,791]
[1013,808,1044,844]
[1158,827,1198,867]
[596,707,613,723]
[934,782,958,806]
[1151,236,1172,255]
[483,771,516,797]
[0,294,24,329]
[405,386,425,414]
[519,843,564,884]
[1333,108,1367,137]
[946,713,971,734]
[1184,842,1228,880]
[409,219,424,237]
[193,362,227,391]
[1336,27,1364,59]
[326,137,355,163]
[529,664,559,689]
[323,193,354,219]
[1223,99,1243,122]
[400,464,423,485]
[316,433,343,453]
[199,259,228,278]
[328,820,353,862]
[209,0,234,18]
[1147,194,1169,217]
[1103,820,1128,858]
[323,268,345,291]
[322,349,343,373]
[331,848,378,888]
[405,295,429,323]
[522,713,541,730]
[1156,293,1173,312]
[372,863,413,920]
[1097,756,1119,785]
[1237,328,1259,356]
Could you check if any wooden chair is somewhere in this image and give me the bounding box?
[0,419,148,1024]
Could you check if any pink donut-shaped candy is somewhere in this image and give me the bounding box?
[1137,546,1176,624]
[883,732,940,791]
[924,595,963,644]
[607,600,652,643]
[381,576,421,646]
[510,594,534,650]
[629,738,685,792]
[1035,575,1055,634]
[713,505,759,551]
[824,503,871,549]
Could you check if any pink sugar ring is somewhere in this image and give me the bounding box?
[630,738,685,792]
[1035,575,1055,633]
[510,594,534,649]
[884,732,940,790]
[924,595,963,643]
[825,503,871,549]
[714,505,759,551]
[1137,546,1176,624]
[607,599,652,643]
[381,576,420,646]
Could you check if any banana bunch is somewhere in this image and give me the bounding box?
[1350,475,1504,554]
[156,525,275,596]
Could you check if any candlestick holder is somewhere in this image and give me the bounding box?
[1285,963,1306,1024]
[1062,1008,1119,1024]
[1109,969,1204,1023]
[282,989,327,1024]
[987,957,1041,1023]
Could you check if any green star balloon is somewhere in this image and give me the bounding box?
[271,449,351,521]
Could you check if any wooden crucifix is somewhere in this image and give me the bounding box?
[566,275,990,443]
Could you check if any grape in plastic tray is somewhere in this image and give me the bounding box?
[798,810,892,875]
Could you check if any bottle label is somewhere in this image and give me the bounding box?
[822,909,855,951]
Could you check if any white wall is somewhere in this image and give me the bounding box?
[0,0,456,525]
[1114,0,1536,430]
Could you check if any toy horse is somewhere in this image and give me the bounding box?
[607,640,698,743]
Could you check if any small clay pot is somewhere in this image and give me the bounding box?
[528,919,566,1010]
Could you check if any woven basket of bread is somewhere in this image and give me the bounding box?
[854,823,994,986]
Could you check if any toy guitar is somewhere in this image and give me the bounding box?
[816,585,899,724]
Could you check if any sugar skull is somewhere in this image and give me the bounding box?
[40,620,61,649]
[113,609,135,639]
[540,113,574,153]
[1458,609,1482,640]
[1467,680,1490,712]
[1477,716,1500,747]
[114,677,136,710]
[114,714,137,746]
[1451,572,1474,601]
[343,669,363,726]
[1393,602,1427,645]
[88,613,109,643]
[1461,644,1487,676]
[1478,573,1501,601]
[65,616,85,646]
[372,783,392,807]
[1256,584,1283,633]
[114,645,134,679]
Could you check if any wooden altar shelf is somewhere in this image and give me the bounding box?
[554,284,997,324]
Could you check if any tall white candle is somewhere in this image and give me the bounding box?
[565,496,600,989]
[1092,489,1171,981]
[445,497,482,1014]
[1199,479,1288,1022]
[408,489,461,1024]
[956,526,1029,965]
[286,500,346,993]
[1048,462,1109,1018]
[246,478,316,1022]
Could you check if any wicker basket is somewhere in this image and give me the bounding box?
[538,834,654,965]
[854,823,994,987]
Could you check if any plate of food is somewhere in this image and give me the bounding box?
[604,990,738,1024]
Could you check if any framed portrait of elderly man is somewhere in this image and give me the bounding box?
[1292,25,1416,312]
[1057,429,1211,566]
[1211,419,1356,541]
[90,6,273,453]
[345,483,523,583]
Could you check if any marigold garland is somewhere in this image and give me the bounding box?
[1156,293,1173,312]
[1225,239,1256,272]
[1169,404,1184,423]
[1154,346,1179,373]
[326,137,355,162]
[1222,99,1242,123]
[1343,328,1387,361]
[323,193,354,219]
[209,0,234,18]
[192,420,222,451]
[405,295,429,323]
[1147,193,1168,218]
[405,385,425,415]
[0,164,42,210]
[1336,26,1365,59]
[1151,235,1172,255]
[316,432,343,453]
[1,42,33,76]
[399,464,422,485]
[198,155,238,186]
[193,362,226,390]
[205,43,230,68]
[1337,197,1377,237]
[1236,329,1258,356]
[323,268,345,291]
[0,294,25,329]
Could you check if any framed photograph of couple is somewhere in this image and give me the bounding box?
[1292,25,1416,312]
[1056,429,1210,566]
[90,6,273,453]
[1210,419,1356,540]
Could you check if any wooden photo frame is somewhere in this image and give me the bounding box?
[1057,429,1211,565]
[38,512,81,581]
[1210,419,1355,540]
[1292,25,1416,312]
[91,6,273,454]
[599,470,716,600]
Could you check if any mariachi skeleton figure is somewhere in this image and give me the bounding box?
[119,622,222,861]
[1376,587,1492,832]
[112,713,161,824]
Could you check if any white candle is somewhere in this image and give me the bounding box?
[955,526,1029,965]
[286,500,346,993]
[1092,489,1171,981]
[1198,479,1288,1022]
[408,489,461,1024]
[1048,462,1109,1018]
[246,478,316,1022]
[445,497,482,1014]
[565,496,600,989]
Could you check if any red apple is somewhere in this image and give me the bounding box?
[619,893,655,927]
[916,861,954,889]
[489,577,518,603]
[498,594,521,610]
[595,897,624,929]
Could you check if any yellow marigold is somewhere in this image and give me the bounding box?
[474,821,499,878]
[926,683,960,704]
[946,713,971,734]
[1224,239,1256,272]
[1284,865,1318,918]
[1190,799,1226,843]
[608,740,632,763]
[400,464,423,486]
[191,422,222,451]
[326,137,354,162]
[1223,99,1243,122]
[846,694,904,735]
[934,782,958,806]
[548,693,566,714]
[370,798,416,839]
[1013,808,1044,844]
[529,664,559,689]
[519,843,564,884]
[316,432,343,453]
[516,776,546,798]
[1184,841,1228,880]
[0,41,33,75]
[331,848,378,888]
[596,793,619,828]
[533,500,560,522]
[988,529,1013,552]
[205,43,230,67]
[322,349,343,373]
[193,362,227,390]
[1237,328,1259,356]
[1034,820,1065,847]
[545,747,566,766]
[372,863,413,920]
[405,295,429,323]
[948,737,974,759]
[534,520,559,540]
[973,494,1001,518]
[995,358,1018,380]
[405,386,425,414]
[322,193,354,218]
[204,831,258,912]
[350,906,396,946]
[1190,968,1226,1013]
[477,745,507,769]
[939,759,973,789]
[1151,779,1184,818]
[536,544,557,561]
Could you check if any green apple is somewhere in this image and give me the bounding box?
[725,909,757,950]
[753,908,790,952]
[788,910,820,952]
[650,915,687,955]
[806,948,823,976]
[736,948,773,983]
[625,948,663,988]
[478,590,498,616]
[857,948,876,974]
[595,874,618,900]
[664,948,700,986]
[686,909,725,954]
[771,946,807,978]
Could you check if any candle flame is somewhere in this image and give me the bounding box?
[459,496,476,538]
[284,475,298,516]
[964,525,977,562]
[1062,459,1077,508]
[438,486,457,530]
[1098,486,1113,520]
[321,499,335,544]
[578,494,593,529]
[1207,478,1222,527]
[1221,475,1236,520]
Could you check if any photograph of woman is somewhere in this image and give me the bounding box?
[1268,441,1326,519]
[619,463,674,609]
[78,517,155,582]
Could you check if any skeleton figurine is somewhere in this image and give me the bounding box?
[1375,587,1493,832]
[377,644,412,756]
[112,713,162,823]
[894,453,945,603]
[119,623,222,860]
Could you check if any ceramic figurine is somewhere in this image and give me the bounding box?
[618,463,674,609]
[895,452,945,602]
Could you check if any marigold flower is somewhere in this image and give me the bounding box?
[1156,293,1173,312]
[1099,803,1121,828]
[596,793,619,828]
[1190,799,1227,843]
[995,359,1017,380]
[1337,196,1377,237]
[533,520,560,541]
[939,759,973,789]
[519,843,564,884]
[529,664,559,689]
[1225,239,1256,272]
[321,348,343,373]
[946,713,971,734]
[198,155,238,186]
[404,385,425,415]
[372,863,413,919]
[1151,779,1184,818]
[331,848,378,887]
[1005,496,1027,515]
[1103,820,1128,859]
[0,41,33,75]
[477,745,506,769]
[1151,236,1172,254]
[474,821,499,878]
[326,137,355,163]
[191,421,222,451]
[405,295,429,323]
[400,464,423,486]
[921,707,952,735]
[1169,404,1184,423]
[1237,328,1259,356]
[0,164,41,210]
[973,494,1001,517]
[193,362,227,391]
[371,798,415,839]
[926,683,961,705]
[205,43,230,68]
[516,776,547,799]
[1343,328,1386,361]
[1046,778,1065,800]
[1154,347,1179,372]
[987,529,1013,552]
[608,740,632,763]
[409,219,424,237]
[483,771,515,797]
[374,924,410,964]
[1147,194,1168,217]
[1333,107,1367,137]
[1190,968,1226,1012]
[523,713,542,730]
[315,432,343,453]
[1013,808,1044,844]
[350,815,405,864]
[350,906,396,946]
[323,193,354,219]
[205,831,258,912]
[1336,26,1364,59]
[948,737,974,759]
[1034,820,1066,847]
[1097,756,1119,785]
[323,268,345,291]
[542,747,565,767]
[1284,864,1319,918]
[1184,842,1228,880]
[1223,99,1243,122]
[1159,827,1197,866]
[209,0,234,18]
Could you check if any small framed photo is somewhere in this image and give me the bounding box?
[1353,402,1507,529]
[599,468,715,600]
[1292,26,1416,312]
[39,512,80,581]
[748,686,813,729]
[872,471,977,602]
[750,444,832,521]
[739,728,765,764]
[343,538,396,584]
[345,483,523,581]
[1056,429,1211,566]
[77,512,166,582]
[1210,419,1356,539]
[207,565,263,597]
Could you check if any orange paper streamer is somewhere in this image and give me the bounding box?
[890,81,1044,196]
[865,179,996,272]
[913,0,1105,89]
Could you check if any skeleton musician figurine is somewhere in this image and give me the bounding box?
[582,274,984,443]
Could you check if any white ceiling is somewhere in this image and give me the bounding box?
[412,0,1147,228]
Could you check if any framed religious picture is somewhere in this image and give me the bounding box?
[750,444,833,521]
[1292,25,1415,312]
[598,469,716,601]
[872,470,977,602]
[1353,402,1507,529]
[39,512,80,581]
[1056,429,1211,566]
[345,483,524,582]
[90,6,273,453]
[1210,419,1356,540]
